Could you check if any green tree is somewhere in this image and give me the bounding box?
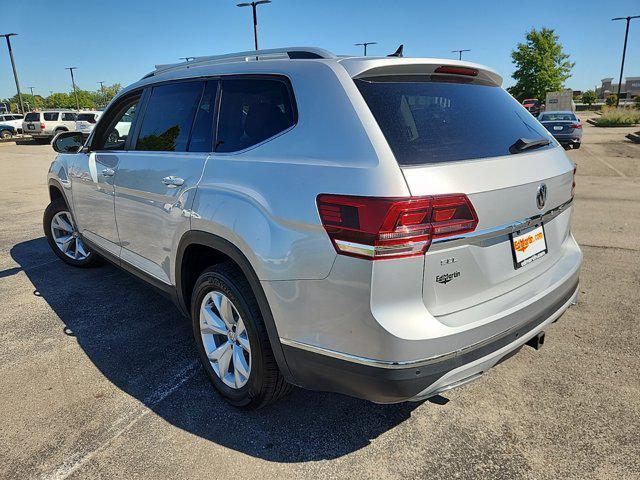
[507,27,574,102]
[605,94,617,107]
[581,90,597,106]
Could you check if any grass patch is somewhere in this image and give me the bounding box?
[592,108,640,127]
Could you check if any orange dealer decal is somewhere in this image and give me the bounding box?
[514,232,544,253]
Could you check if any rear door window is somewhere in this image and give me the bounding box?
[355,76,553,165]
[216,77,296,153]
[62,112,77,121]
[25,112,40,122]
[188,80,218,152]
[135,81,204,152]
[43,112,59,121]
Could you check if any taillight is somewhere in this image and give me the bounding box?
[571,164,577,197]
[317,194,478,260]
[570,123,582,129]
[434,66,478,76]
[40,123,45,129]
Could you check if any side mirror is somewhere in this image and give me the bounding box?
[52,131,85,153]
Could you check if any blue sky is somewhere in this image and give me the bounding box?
[2,0,639,99]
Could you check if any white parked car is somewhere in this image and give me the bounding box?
[75,111,102,135]
[22,110,78,141]
[0,113,24,132]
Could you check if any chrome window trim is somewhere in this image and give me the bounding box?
[429,198,573,251]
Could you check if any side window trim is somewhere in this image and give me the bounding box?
[124,88,151,151]
[214,74,298,154]
[186,79,221,153]
[89,89,144,152]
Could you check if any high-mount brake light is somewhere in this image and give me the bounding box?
[317,194,478,260]
[434,66,479,76]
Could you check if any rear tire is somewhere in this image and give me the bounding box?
[0,129,12,139]
[191,263,291,408]
[43,198,100,267]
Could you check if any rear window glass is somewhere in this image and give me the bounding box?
[43,112,59,121]
[356,77,553,165]
[539,113,576,122]
[25,112,40,121]
[77,113,98,123]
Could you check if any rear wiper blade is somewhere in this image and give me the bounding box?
[509,138,550,154]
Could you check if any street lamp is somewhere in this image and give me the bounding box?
[29,86,37,108]
[452,49,471,60]
[237,0,271,53]
[612,15,640,106]
[355,42,377,56]
[65,67,80,111]
[0,33,25,114]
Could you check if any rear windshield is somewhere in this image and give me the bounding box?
[356,77,553,165]
[77,113,97,123]
[539,113,576,122]
[25,112,40,121]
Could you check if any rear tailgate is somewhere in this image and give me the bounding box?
[23,112,42,133]
[542,121,578,137]
[354,68,575,321]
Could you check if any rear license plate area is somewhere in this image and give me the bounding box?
[510,224,547,269]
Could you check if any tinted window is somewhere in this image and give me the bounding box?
[356,77,553,165]
[136,81,203,152]
[62,112,77,121]
[43,112,59,121]
[25,112,40,121]
[12,115,23,120]
[77,113,98,123]
[216,78,295,153]
[188,81,217,152]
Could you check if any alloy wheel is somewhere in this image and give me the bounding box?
[199,291,252,389]
[50,211,90,261]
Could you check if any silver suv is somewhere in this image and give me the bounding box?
[45,47,582,408]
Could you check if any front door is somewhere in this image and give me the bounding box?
[71,93,142,256]
[114,80,217,285]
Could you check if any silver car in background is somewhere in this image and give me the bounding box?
[44,47,581,408]
[538,111,583,149]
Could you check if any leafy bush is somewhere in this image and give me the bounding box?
[635,96,640,109]
[605,94,617,107]
[581,90,597,106]
[593,108,640,127]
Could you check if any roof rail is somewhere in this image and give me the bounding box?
[145,47,336,78]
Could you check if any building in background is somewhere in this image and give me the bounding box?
[596,76,640,99]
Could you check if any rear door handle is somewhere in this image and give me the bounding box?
[162,176,185,188]
[101,168,115,177]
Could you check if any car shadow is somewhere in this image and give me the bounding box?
[10,237,422,462]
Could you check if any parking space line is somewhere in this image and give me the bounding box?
[41,360,200,480]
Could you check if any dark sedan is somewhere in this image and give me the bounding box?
[0,124,17,140]
[538,111,582,149]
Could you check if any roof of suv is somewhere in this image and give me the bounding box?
[140,46,503,87]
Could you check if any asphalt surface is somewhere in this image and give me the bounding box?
[1,117,639,479]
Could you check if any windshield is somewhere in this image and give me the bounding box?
[355,77,553,165]
[539,113,576,122]
[25,112,40,121]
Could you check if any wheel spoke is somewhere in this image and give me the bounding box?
[76,239,88,259]
[219,295,236,326]
[55,235,73,252]
[237,332,250,353]
[200,305,228,336]
[54,215,74,234]
[233,344,250,381]
[208,342,232,375]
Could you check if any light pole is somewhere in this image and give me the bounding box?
[452,49,471,60]
[355,42,377,56]
[612,16,639,106]
[65,67,80,111]
[0,33,25,114]
[237,0,271,53]
[29,86,37,108]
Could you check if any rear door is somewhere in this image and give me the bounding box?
[113,79,216,284]
[23,112,40,133]
[356,74,575,317]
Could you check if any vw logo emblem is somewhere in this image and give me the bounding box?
[536,184,547,210]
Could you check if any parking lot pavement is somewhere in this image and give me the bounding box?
[0,129,638,480]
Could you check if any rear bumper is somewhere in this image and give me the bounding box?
[281,274,578,403]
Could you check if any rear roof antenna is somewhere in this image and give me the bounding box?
[388,44,404,57]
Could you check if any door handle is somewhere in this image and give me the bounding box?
[162,176,185,188]
[101,168,115,177]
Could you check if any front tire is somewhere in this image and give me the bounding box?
[191,263,291,408]
[43,198,99,267]
[0,129,12,139]
[573,142,581,149]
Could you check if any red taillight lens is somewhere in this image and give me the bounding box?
[434,66,478,76]
[40,123,45,129]
[570,123,582,129]
[317,194,478,260]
